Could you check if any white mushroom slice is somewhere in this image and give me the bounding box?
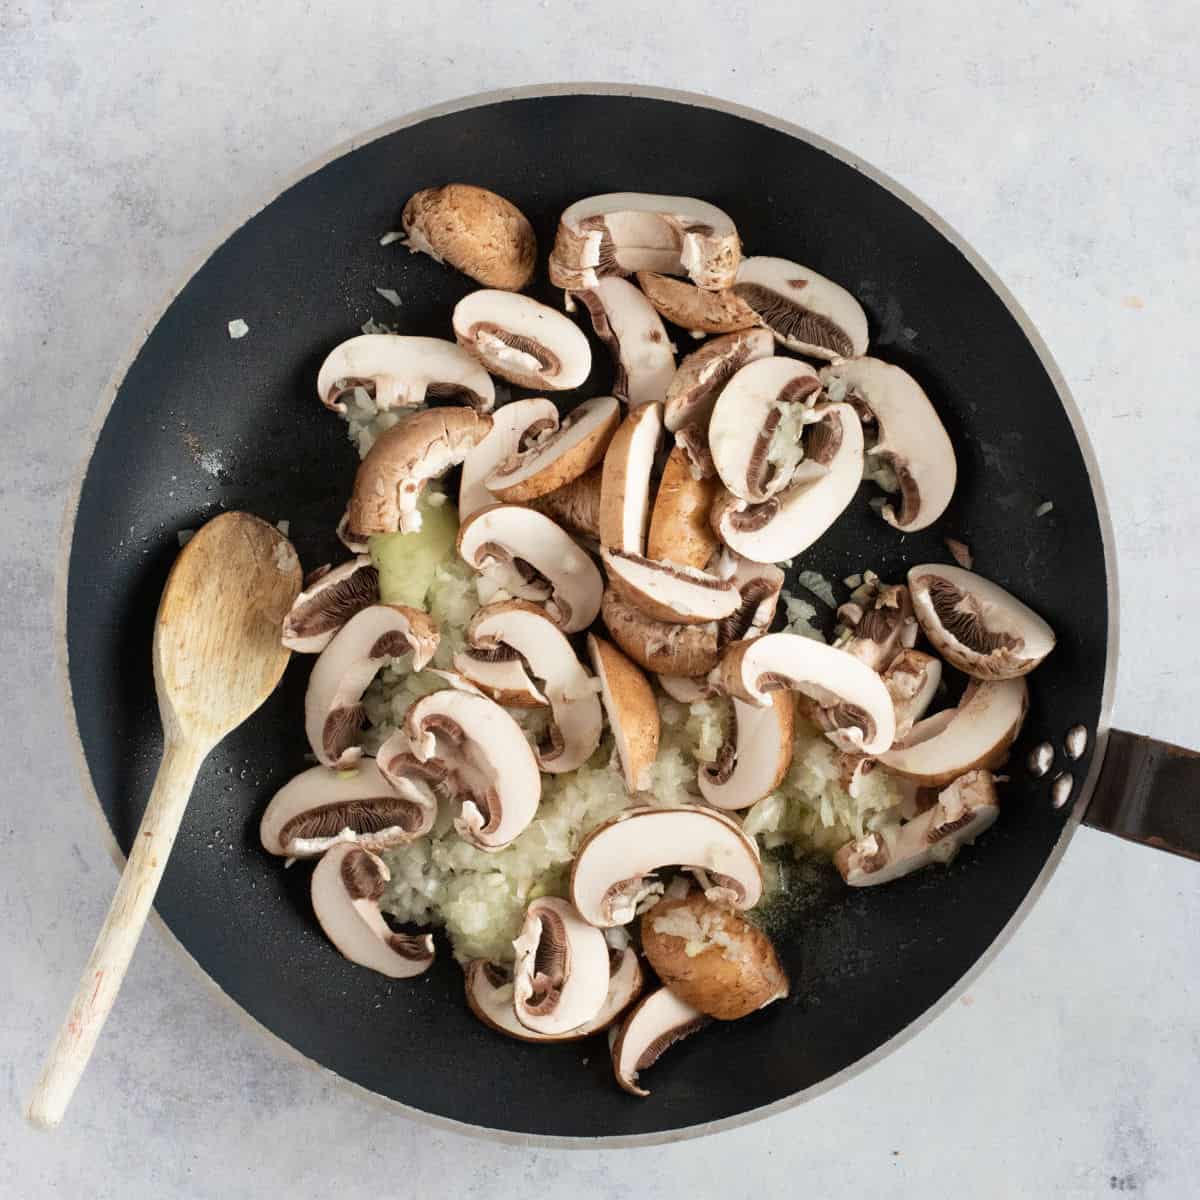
[466,601,602,774]
[486,395,620,502]
[835,770,1001,886]
[699,692,794,810]
[464,941,644,1043]
[512,897,611,1035]
[602,549,740,626]
[908,564,1057,679]
[716,633,896,756]
[601,589,720,677]
[663,327,775,436]
[878,677,1028,786]
[709,358,825,503]
[576,277,675,410]
[839,582,918,672]
[820,357,956,531]
[346,406,492,537]
[305,604,439,767]
[458,398,559,521]
[570,805,763,927]
[451,645,548,708]
[588,634,660,793]
[281,557,380,653]
[714,550,785,646]
[457,504,603,633]
[310,843,434,978]
[550,193,741,292]
[599,402,661,553]
[656,673,720,703]
[260,761,435,857]
[316,334,495,414]
[732,256,869,360]
[452,290,592,390]
[528,466,603,540]
[610,986,710,1098]
[636,272,761,333]
[710,403,864,564]
[380,683,541,850]
[882,649,942,741]
[645,446,721,570]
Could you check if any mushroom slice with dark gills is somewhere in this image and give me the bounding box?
[457,504,603,633]
[378,678,541,851]
[610,986,711,1097]
[636,271,762,334]
[662,328,774,438]
[452,289,591,390]
[698,691,793,811]
[458,397,560,521]
[820,357,956,532]
[710,402,864,564]
[512,897,611,1035]
[316,334,495,415]
[835,580,918,672]
[715,632,896,756]
[600,588,720,677]
[549,193,741,292]
[304,604,439,768]
[708,357,826,504]
[576,276,676,411]
[732,256,869,360]
[602,549,741,626]
[908,563,1057,679]
[281,556,380,653]
[310,842,435,978]
[570,805,763,927]
[459,601,603,774]
[259,760,435,858]
[713,550,784,646]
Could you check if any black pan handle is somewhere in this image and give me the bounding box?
[1084,729,1200,861]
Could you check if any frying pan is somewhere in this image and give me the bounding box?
[58,84,1199,1145]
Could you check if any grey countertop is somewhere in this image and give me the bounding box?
[3,3,1198,1196]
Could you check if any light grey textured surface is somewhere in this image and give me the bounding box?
[3,2,1198,1196]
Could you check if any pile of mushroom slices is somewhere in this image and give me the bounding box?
[261,184,1059,1097]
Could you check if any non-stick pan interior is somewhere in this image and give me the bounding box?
[65,92,1108,1139]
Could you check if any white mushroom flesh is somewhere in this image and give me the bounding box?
[698,692,794,811]
[610,985,710,1097]
[602,548,741,625]
[577,277,675,410]
[599,402,661,553]
[458,398,559,520]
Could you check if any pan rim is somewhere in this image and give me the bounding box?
[53,81,1120,1148]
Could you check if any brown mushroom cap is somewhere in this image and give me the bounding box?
[528,465,603,539]
[636,271,762,334]
[601,587,720,676]
[646,446,721,570]
[587,633,660,793]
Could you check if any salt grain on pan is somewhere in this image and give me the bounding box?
[1035,500,1054,517]
[375,287,402,307]
[227,318,249,339]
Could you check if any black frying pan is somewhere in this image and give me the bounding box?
[59,85,1198,1145]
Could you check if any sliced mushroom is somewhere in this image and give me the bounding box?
[598,402,661,553]
[464,601,602,774]
[588,633,660,793]
[453,290,591,390]
[636,271,761,334]
[316,334,495,414]
[820,357,956,531]
[698,692,794,811]
[379,681,541,850]
[645,446,721,570]
[549,193,741,292]
[485,395,620,502]
[732,256,869,360]
[260,761,435,857]
[528,465,603,539]
[908,564,1056,679]
[716,633,896,756]
[345,406,492,537]
[464,938,644,1042]
[714,551,785,646]
[570,805,763,927]
[602,548,740,626]
[457,504,603,633]
[610,986,710,1097]
[673,423,717,480]
[655,672,721,704]
[458,398,559,521]
[882,648,942,741]
[709,357,825,503]
[512,897,611,1035]
[310,843,434,978]
[305,604,439,767]
[601,588,720,676]
[839,582,918,671]
[834,770,1001,886]
[451,643,547,708]
[400,184,536,290]
[878,677,1028,786]
[281,557,380,653]
[710,402,864,564]
[641,891,788,1019]
[577,277,675,410]
[662,327,775,436]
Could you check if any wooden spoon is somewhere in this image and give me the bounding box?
[27,511,301,1128]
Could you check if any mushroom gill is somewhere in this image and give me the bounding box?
[925,576,1023,655]
[732,283,855,359]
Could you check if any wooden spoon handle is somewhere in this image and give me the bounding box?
[26,737,207,1129]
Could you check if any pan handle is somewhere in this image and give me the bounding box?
[1083,729,1200,861]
